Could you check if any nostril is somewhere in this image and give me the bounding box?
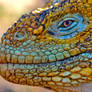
[14,31,27,41]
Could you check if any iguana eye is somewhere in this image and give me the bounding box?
[61,20,74,28]
[14,31,27,40]
[47,13,89,40]
[58,18,78,30]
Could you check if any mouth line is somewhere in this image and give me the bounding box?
[0,51,91,65]
[0,52,91,74]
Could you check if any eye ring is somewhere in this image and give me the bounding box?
[62,20,74,27]
[47,13,89,40]
[14,31,27,41]
[58,18,78,31]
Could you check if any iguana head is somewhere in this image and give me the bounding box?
[0,0,92,91]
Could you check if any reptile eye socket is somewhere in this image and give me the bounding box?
[61,20,74,27]
[58,18,77,30]
[14,31,27,40]
[47,13,89,40]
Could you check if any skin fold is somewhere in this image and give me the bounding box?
[0,0,92,92]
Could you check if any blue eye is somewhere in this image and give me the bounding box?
[47,13,89,40]
[58,18,78,31]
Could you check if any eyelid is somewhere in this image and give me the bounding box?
[58,22,78,31]
[58,17,78,27]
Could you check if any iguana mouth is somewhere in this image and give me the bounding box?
[0,51,91,65]
[0,51,91,87]
[0,51,91,80]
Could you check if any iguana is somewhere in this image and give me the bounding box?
[0,0,92,92]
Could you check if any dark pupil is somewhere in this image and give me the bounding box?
[63,20,73,27]
[65,21,70,25]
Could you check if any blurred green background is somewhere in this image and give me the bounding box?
[0,0,52,92]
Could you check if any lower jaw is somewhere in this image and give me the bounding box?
[0,52,92,87]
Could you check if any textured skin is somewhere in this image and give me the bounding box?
[0,0,92,92]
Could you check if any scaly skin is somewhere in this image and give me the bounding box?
[0,0,92,92]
